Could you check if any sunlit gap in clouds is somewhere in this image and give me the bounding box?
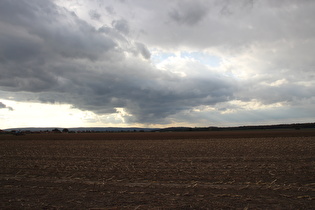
[151,50,221,68]
[0,99,85,129]
[0,99,135,129]
[150,49,227,81]
[180,51,221,67]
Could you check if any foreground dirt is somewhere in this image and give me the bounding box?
[1,130,314,209]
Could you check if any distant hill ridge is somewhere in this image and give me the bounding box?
[2,122,315,133]
[3,127,157,132]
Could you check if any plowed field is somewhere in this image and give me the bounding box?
[1,130,314,209]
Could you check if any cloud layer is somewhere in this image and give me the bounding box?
[0,0,314,126]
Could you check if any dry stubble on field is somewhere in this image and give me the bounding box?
[0,131,314,209]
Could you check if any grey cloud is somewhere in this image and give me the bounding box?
[132,0,315,51]
[112,19,129,34]
[169,0,210,25]
[97,25,129,44]
[0,32,42,62]
[105,6,115,15]
[122,73,235,123]
[238,83,315,106]
[135,42,151,59]
[89,10,101,20]
[51,60,236,123]
[0,0,116,61]
[219,0,254,16]
[229,39,315,108]
[0,0,117,92]
[182,105,315,127]
[98,25,150,60]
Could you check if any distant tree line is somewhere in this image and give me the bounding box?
[157,123,315,132]
[1,123,314,135]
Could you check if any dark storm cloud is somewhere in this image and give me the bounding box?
[0,0,116,61]
[0,0,237,124]
[0,0,116,93]
[47,59,235,123]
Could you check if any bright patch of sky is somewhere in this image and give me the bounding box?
[180,51,221,67]
[0,99,134,129]
[0,99,86,129]
[151,50,221,68]
[151,51,176,65]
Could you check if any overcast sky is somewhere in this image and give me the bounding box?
[0,0,314,129]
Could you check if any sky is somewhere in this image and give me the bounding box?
[0,0,315,129]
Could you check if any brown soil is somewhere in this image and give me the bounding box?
[1,130,314,209]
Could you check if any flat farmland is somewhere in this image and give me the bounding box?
[1,130,314,209]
